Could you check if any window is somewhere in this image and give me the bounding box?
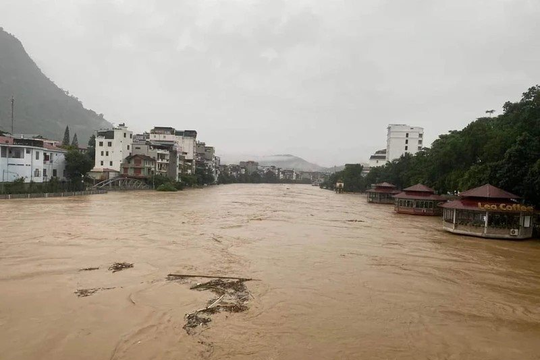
[53,169,57,177]
[110,161,113,166]
[43,169,47,177]
[418,146,422,151]
[135,146,141,150]
[101,161,104,166]
[488,213,520,229]
[99,141,103,146]
[36,151,40,160]
[443,209,454,223]
[419,140,423,145]
[26,148,31,154]
[127,145,130,150]
[101,151,104,156]
[9,148,24,158]
[405,146,408,151]
[106,151,109,156]
[523,216,531,228]
[130,134,133,138]
[406,133,409,138]
[405,140,408,144]
[34,169,40,177]
[1,147,6,158]
[124,133,126,138]
[108,142,112,147]
[419,133,423,138]
[44,153,50,162]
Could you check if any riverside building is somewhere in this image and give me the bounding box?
[441,184,535,240]
[394,184,446,216]
[366,182,400,204]
[386,124,424,162]
[94,123,133,172]
[0,136,67,183]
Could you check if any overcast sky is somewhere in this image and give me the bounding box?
[1,0,539,166]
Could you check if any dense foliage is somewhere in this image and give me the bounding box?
[329,86,540,207]
[64,149,93,185]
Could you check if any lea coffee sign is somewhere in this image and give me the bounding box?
[478,203,534,212]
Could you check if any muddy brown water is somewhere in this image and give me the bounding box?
[1,184,539,360]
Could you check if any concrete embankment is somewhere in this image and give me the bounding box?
[0,189,107,200]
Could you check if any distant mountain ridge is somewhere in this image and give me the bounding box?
[0,27,111,142]
[221,153,349,172]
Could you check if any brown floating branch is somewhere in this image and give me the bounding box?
[167,274,258,281]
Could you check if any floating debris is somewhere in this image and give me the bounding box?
[75,287,116,297]
[169,276,253,335]
[79,267,99,272]
[108,262,133,273]
[75,288,100,297]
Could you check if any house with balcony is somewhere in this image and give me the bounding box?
[121,154,156,179]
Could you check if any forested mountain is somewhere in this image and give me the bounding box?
[0,27,111,142]
[364,85,540,206]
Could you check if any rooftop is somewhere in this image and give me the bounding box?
[460,184,520,199]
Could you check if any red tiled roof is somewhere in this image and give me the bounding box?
[0,136,14,144]
[460,184,520,199]
[441,199,534,213]
[375,182,396,188]
[403,184,434,193]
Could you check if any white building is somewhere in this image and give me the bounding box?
[369,149,387,168]
[149,127,197,175]
[94,123,133,172]
[386,124,424,162]
[0,136,66,183]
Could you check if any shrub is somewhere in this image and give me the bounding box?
[156,183,177,192]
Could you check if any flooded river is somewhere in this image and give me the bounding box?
[1,184,540,360]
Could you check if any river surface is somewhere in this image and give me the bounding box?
[1,184,539,360]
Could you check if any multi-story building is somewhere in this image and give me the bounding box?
[134,130,180,181]
[386,124,424,162]
[149,127,197,175]
[369,149,387,167]
[177,130,197,174]
[0,136,66,183]
[121,154,156,179]
[94,123,133,171]
[239,161,259,175]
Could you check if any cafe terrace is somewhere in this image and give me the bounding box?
[441,184,535,240]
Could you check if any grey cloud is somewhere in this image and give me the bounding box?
[0,0,539,166]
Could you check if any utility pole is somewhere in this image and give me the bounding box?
[11,96,14,135]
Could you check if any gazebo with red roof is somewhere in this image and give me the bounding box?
[441,184,535,239]
[394,184,447,216]
[366,182,400,204]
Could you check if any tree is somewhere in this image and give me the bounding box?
[71,133,78,148]
[87,134,96,162]
[62,126,70,147]
[341,164,365,192]
[64,149,93,181]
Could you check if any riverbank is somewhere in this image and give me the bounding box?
[0,189,107,200]
[1,184,539,360]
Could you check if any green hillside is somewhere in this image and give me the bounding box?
[0,27,111,142]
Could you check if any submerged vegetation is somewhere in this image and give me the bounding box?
[324,85,540,207]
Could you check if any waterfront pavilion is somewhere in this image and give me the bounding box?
[441,184,535,240]
[394,184,446,216]
[366,182,400,204]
